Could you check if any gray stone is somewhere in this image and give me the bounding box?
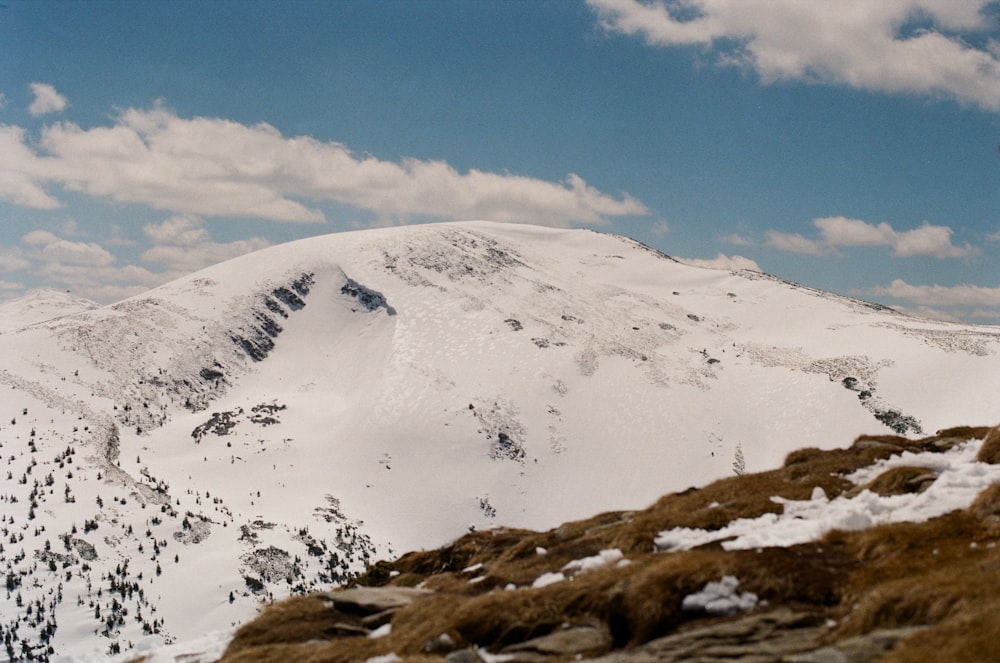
[587,609,824,662]
[502,623,612,657]
[785,626,927,663]
[445,648,487,663]
[361,607,399,628]
[328,621,371,637]
[319,585,432,615]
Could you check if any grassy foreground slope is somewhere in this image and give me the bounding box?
[197,425,1000,662]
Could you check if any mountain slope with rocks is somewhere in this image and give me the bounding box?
[1,221,999,660]
[214,425,1000,663]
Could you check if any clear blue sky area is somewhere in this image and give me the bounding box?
[1,0,998,321]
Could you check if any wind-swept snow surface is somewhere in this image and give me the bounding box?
[1,221,999,659]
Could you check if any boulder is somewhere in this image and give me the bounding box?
[501,623,612,657]
[319,586,432,615]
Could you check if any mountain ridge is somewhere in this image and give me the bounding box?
[1,221,999,660]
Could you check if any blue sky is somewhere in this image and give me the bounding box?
[1,0,999,322]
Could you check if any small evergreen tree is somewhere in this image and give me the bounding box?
[732,443,746,476]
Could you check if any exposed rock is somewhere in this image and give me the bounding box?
[445,649,486,663]
[587,609,823,662]
[71,538,98,561]
[327,621,370,637]
[341,277,396,315]
[360,607,399,628]
[501,622,612,657]
[786,626,927,663]
[319,585,432,615]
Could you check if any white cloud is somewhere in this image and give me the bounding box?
[764,229,826,255]
[815,216,977,258]
[813,216,897,247]
[143,214,211,246]
[721,232,754,246]
[765,216,977,258]
[873,278,1000,308]
[141,215,271,272]
[2,103,647,226]
[0,249,31,273]
[28,82,68,116]
[588,0,1000,110]
[22,230,116,267]
[680,253,761,271]
[651,220,670,236]
[14,229,169,303]
[0,125,62,209]
[6,218,274,305]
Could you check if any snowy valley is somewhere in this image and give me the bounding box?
[1,221,999,661]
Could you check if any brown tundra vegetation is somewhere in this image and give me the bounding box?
[180,425,1000,663]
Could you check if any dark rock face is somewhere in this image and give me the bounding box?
[341,277,396,315]
[231,272,315,362]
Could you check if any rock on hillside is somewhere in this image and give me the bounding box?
[212,424,1000,663]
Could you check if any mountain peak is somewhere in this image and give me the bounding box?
[0,288,100,333]
[1,222,999,660]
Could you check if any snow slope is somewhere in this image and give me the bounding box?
[1,221,999,660]
[0,290,99,334]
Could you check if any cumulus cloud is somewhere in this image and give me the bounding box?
[141,215,271,272]
[680,253,761,271]
[721,232,754,246]
[2,103,647,226]
[0,126,62,209]
[588,0,1000,110]
[817,216,977,257]
[28,82,68,116]
[4,217,275,304]
[873,279,1000,308]
[764,230,826,255]
[765,216,976,258]
[14,229,168,303]
[0,248,31,273]
[22,230,116,267]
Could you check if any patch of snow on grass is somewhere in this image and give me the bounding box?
[681,576,758,615]
[364,654,401,663]
[531,571,567,588]
[368,623,392,639]
[656,438,1000,552]
[561,548,625,575]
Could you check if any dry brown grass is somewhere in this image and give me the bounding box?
[976,425,1000,464]
[219,425,1000,662]
[862,466,937,496]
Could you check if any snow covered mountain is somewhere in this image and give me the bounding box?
[1,221,999,660]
